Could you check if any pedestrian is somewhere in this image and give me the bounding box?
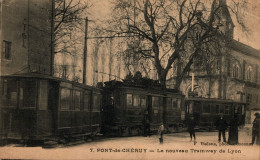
[158,122,164,144]
[251,112,260,145]
[215,114,228,143]
[186,116,197,145]
[228,115,239,145]
[146,118,150,137]
[143,114,150,137]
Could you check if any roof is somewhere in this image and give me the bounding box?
[229,40,260,59]
[0,73,96,90]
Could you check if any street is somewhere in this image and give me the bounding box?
[0,126,259,160]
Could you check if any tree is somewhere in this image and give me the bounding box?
[54,0,90,55]
[52,0,91,80]
[109,0,249,89]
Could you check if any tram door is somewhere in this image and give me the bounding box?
[185,101,200,121]
[147,95,162,132]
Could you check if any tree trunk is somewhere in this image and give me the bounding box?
[158,69,168,89]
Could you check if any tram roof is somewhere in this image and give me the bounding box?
[185,97,246,104]
[0,73,98,90]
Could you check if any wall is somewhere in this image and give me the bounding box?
[0,0,52,76]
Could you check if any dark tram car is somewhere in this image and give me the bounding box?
[146,89,185,133]
[185,98,246,131]
[163,89,185,132]
[101,81,147,136]
[101,80,185,136]
[0,74,102,144]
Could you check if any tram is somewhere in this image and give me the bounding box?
[0,73,102,144]
[101,78,185,136]
[185,97,247,130]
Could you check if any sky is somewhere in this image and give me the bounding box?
[55,0,260,85]
[88,0,260,50]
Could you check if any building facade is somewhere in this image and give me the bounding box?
[0,0,53,76]
[170,0,260,123]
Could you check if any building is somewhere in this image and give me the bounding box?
[0,0,53,76]
[167,0,260,123]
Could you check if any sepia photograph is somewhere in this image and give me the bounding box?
[0,0,259,159]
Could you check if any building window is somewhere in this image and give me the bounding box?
[232,63,240,78]
[3,40,11,59]
[246,66,253,82]
[196,32,201,41]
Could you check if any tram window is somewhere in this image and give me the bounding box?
[194,102,200,112]
[177,99,181,109]
[38,80,48,110]
[133,95,140,107]
[166,98,172,109]
[188,103,193,114]
[73,90,81,111]
[152,97,159,109]
[202,104,210,113]
[126,94,133,108]
[60,88,71,111]
[140,96,146,108]
[215,105,219,113]
[172,99,177,108]
[242,105,245,114]
[83,93,90,111]
[2,79,17,107]
[224,106,229,114]
[236,106,241,114]
[194,105,199,113]
[93,94,100,111]
[219,106,224,114]
[19,80,37,108]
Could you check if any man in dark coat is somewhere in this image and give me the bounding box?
[186,116,197,145]
[215,114,228,142]
[228,115,239,145]
[143,114,150,137]
[158,122,164,144]
[251,113,260,145]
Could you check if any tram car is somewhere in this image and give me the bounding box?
[0,74,102,144]
[101,79,185,136]
[185,97,247,131]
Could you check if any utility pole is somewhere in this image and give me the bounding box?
[83,17,88,84]
[50,0,55,76]
[109,38,112,81]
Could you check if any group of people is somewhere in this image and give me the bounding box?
[156,113,260,145]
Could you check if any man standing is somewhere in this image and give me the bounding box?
[251,113,260,145]
[228,115,239,145]
[215,114,228,143]
[158,122,164,144]
[143,114,150,137]
[187,116,197,145]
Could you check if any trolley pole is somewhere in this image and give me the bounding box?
[83,17,88,85]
